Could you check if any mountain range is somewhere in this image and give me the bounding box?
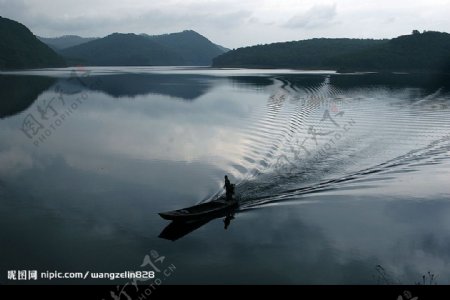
[213,31,450,72]
[37,35,99,50]
[59,30,228,66]
[1,16,449,72]
[0,16,228,69]
[0,16,65,69]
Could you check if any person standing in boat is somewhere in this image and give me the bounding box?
[224,175,234,201]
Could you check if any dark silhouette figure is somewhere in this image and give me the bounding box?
[224,175,234,201]
[223,213,235,230]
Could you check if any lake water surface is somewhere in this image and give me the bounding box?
[1,67,450,284]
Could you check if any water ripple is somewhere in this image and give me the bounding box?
[204,76,450,209]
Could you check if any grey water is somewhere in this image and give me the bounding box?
[1,67,450,284]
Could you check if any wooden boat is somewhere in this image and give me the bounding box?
[158,198,238,222]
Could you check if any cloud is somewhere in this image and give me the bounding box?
[284,3,337,29]
[3,1,252,42]
[0,0,450,48]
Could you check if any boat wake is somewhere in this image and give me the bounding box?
[205,75,450,210]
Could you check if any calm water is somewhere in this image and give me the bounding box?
[1,67,450,285]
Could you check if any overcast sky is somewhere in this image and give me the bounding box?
[1,0,450,48]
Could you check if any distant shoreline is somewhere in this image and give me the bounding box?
[2,66,450,77]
